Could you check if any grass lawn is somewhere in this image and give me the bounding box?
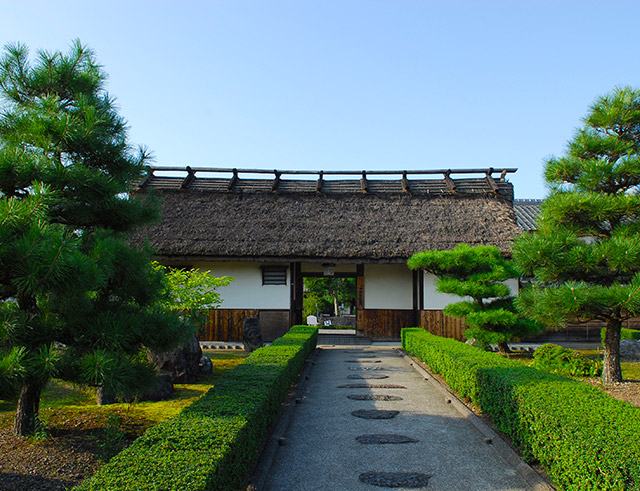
[0,350,247,491]
[508,348,640,408]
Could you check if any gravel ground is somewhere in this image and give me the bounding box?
[588,379,640,407]
[0,412,122,490]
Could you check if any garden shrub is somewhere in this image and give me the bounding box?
[79,326,317,491]
[600,327,640,343]
[402,328,640,490]
[532,343,602,377]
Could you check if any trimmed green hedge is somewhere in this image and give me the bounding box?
[402,328,640,490]
[601,327,640,342]
[79,326,317,491]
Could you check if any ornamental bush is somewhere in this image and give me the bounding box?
[532,343,602,377]
[402,328,640,490]
[79,325,317,491]
[600,327,640,343]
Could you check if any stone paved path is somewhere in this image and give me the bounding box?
[262,346,542,491]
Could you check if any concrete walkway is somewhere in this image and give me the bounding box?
[261,346,547,491]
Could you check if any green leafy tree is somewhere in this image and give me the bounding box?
[513,87,640,384]
[303,277,356,317]
[408,244,541,352]
[153,262,233,334]
[0,41,185,435]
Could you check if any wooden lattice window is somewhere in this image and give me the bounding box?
[262,265,288,285]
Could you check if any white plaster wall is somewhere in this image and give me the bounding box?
[194,261,290,309]
[364,264,413,309]
[423,272,519,309]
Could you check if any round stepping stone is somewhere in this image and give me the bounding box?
[337,384,407,389]
[356,434,418,444]
[351,409,399,419]
[348,366,388,371]
[346,360,381,363]
[359,472,432,488]
[347,374,389,380]
[348,394,403,401]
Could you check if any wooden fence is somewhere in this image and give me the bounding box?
[419,310,466,340]
[202,309,259,341]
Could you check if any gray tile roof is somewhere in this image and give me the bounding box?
[514,199,542,231]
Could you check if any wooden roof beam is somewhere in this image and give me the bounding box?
[138,168,154,189]
[444,170,456,192]
[271,170,281,192]
[181,166,196,189]
[316,171,324,193]
[485,167,499,192]
[228,168,239,191]
[401,171,411,194]
[360,171,368,193]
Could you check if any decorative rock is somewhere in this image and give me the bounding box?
[243,317,263,352]
[338,384,407,389]
[348,394,403,401]
[351,409,399,419]
[149,334,203,383]
[356,434,418,444]
[137,373,174,402]
[198,355,213,375]
[347,374,389,380]
[359,472,432,488]
[621,340,640,360]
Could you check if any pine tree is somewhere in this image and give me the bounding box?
[0,40,187,435]
[408,244,541,352]
[513,87,640,384]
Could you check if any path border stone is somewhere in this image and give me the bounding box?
[248,349,318,490]
[403,353,553,491]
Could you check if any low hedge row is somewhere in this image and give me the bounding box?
[402,328,640,490]
[601,327,640,342]
[79,326,317,491]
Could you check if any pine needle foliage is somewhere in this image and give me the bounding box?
[513,86,640,384]
[408,244,541,350]
[0,40,186,435]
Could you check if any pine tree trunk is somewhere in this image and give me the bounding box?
[96,386,116,405]
[602,319,623,384]
[14,382,41,436]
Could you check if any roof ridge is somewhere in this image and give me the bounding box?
[514,198,544,204]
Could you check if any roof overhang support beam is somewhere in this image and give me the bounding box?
[228,168,239,191]
[139,168,154,189]
[271,170,281,192]
[181,166,196,189]
[401,171,411,194]
[485,167,499,192]
[444,170,456,192]
[360,171,368,193]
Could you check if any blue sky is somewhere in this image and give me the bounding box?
[2,1,639,198]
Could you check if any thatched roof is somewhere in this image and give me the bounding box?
[131,168,523,262]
